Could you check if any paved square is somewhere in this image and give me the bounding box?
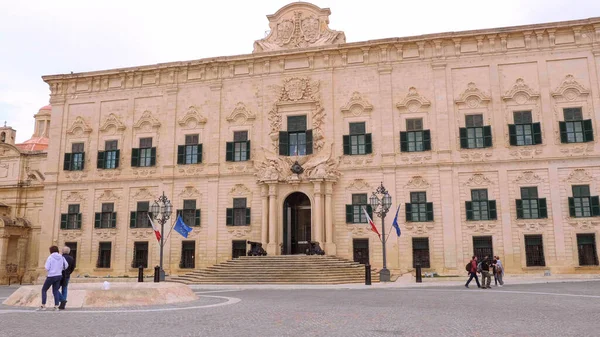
[1,281,599,336]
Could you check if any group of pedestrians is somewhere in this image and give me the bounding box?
[465,255,504,289]
[38,245,76,310]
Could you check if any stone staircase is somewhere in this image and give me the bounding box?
[169,255,375,284]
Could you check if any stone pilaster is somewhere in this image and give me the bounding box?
[260,185,269,245]
[206,177,220,264]
[324,181,336,255]
[439,166,458,270]
[313,181,323,244]
[267,183,278,255]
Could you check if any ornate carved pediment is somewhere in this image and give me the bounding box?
[66,116,92,135]
[99,113,126,133]
[455,82,491,108]
[404,176,430,189]
[178,106,207,128]
[514,171,544,184]
[98,190,120,201]
[565,218,600,230]
[341,92,373,116]
[515,221,547,231]
[63,191,86,203]
[396,87,431,113]
[229,184,252,197]
[464,173,494,186]
[132,188,155,200]
[551,75,590,101]
[346,179,371,191]
[405,222,435,235]
[502,78,540,103]
[94,230,117,239]
[133,111,161,130]
[253,3,345,53]
[466,222,497,233]
[178,186,201,199]
[227,227,251,238]
[565,168,594,183]
[226,102,256,124]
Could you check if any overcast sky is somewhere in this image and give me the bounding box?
[1,0,599,142]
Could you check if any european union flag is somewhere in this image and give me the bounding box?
[174,215,193,238]
[392,205,401,237]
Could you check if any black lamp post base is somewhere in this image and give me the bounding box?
[379,268,391,282]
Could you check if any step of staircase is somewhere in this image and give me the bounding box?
[169,255,377,285]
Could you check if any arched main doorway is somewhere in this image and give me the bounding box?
[283,192,311,255]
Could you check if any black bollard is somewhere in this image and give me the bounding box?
[416,263,422,283]
[365,263,372,285]
[153,266,160,283]
[138,265,144,282]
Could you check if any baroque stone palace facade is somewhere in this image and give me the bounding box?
[8,2,600,281]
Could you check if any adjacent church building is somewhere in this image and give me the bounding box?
[2,2,600,283]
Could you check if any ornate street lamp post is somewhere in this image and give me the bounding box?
[151,192,172,281]
[369,182,392,282]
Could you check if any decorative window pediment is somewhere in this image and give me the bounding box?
[131,187,156,200]
[133,111,161,130]
[66,116,92,136]
[502,78,540,103]
[551,75,590,102]
[464,173,494,186]
[341,92,373,116]
[396,87,431,113]
[345,179,371,191]
[178,106,207,128]
[455,82,491,109]
[99,113,126,133]
[514,171,544,184]
[178,186,201,198]
[404,176,430,189]
[565,168,593,183]
[98,189,121,201]
[226,102,256,124]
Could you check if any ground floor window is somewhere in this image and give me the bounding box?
[232,240,246,259]
[473,236,493,262]
[180,241,195,269]
[65,242,78,268]
[524,235,545,267]
[353,239,369,265]
[577,234,599,266]
[132,242,148,268]
[412,238,430,268]
[97,242,112,268]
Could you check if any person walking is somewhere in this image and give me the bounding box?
[495,256,505,287]
[38,246,68,311]
[59,246,76,310]
[480,255,492,289]
[465,255,481,288]
[492,257,498,287]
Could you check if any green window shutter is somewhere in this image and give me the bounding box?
[508,124,517,146]
[246,208,251,225]
[591,196,600,217]
[76,213,82,229]
[114,149,120,168]
[465,201,473,220]
[365,133,372,154]
[130,211,137,228]
[111,213,117,228]
[176,209,182,219]
[225,142,234,161]
[483,126,493,147]
[197,144,203,163]
[559,122,568,143]
[63,153,72,171]
[532,122,542,145]
[80,152,85,170]
[60,214,68,229]
[345,205,353,223]
[195,209,201,226]
[459,128,468,149]
[423,130,431,151]
[131,148,139,167]
[279,131,289,156]
[150,147,156,166]
[177,145,185,165]
[405,203,412,222]
[488,200,497,220]
[538,199,548,218]
[426,202,434,221]
[568,197,576,217]
[400,132,408,152]
[97,151,105,169]
[246,140,251,159]
[226,208,233,225]
[366,205,373,219]
[94,213,101,228]
[343,135,350,155]
[583,119,594,142]
[515,199,524,219]
[305,130,313,155]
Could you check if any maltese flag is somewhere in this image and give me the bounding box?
[148,214,161,242]
[362,207,380,239]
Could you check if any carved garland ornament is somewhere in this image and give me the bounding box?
[565,168,594,183]
[404,176,430,189]
[98,190,120,201]
[178,186,201,199]
[513,171,544,184]
[132,188,156,200]
[345,179,371,191]
[464,173,494,186]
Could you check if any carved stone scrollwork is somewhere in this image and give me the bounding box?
[346,179,371,191]
[97,169,122,180]
[404,176,430,189]
[514,171,545,184]
[133,110,161,130]
[98,190,120,201]
[347,225,371,236]
[178,166,204,176]
[132,169,156,178]
[61,230,82,240]
[400,154,433,163]
[565,218,600,230]
[515,221,547,231]
[396,87,431,113]
[502,78,540,103]
[466,222,497,233]
[132,188,156,201]
[178,106,207,129]
[455,82,491,108]
[178,186,201,199]
[227,227,251,238]
[130,230,153,240]
[341,92,373,116]
[404,222,435,235]
[64,172,88,181]
[564,168,594,183]
[551,75,590,101]
[94,230,117,240]
[460,151,493,162]
[99,113,126,133]
[464,173,494,186]
[66,117,93,136]
[226,102,256,125]
[63,191,86,203]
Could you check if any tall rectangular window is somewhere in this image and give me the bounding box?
[65,242,78,268]
[466,189,497,221]
[473,236,493,262]
[178,200,199,227]
[139,138,153,167]
[60,204,82,230]
[509,111,542,146]
[226,198,251,226]
[577,234,599,266]
[400,118,431,152]
[95,202,116,229]
[560,108,593,143]
[412,237,430,268]
[132,242,149,268]
[65,142,85,171]
[460,114,492,149]
[569,185,600,218]
[97,242,112,268]
[130,202,150,228]
[346,194,371,224]
[102,140,119,169]
[405,192,434,222]
[180,241,195,269]
[177,134,202,165]
[226,131,250,162]
[524,235,545,267]
[516,187,547,219]
[279,116,313,156]
[344,122,372,155]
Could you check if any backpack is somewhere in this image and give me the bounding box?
[465,262,472,272]
[477,262,483,273]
